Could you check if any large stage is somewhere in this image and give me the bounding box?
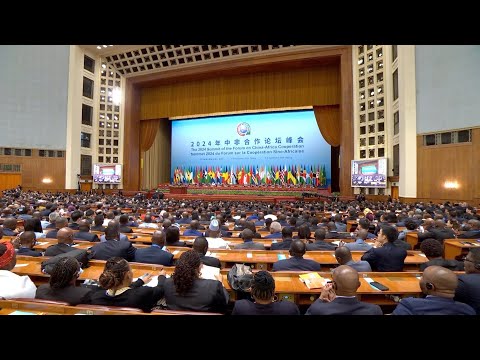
[149,184,334,203]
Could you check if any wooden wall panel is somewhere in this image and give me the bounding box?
[0,155,65,191]
[417,134,477,202]
[0,174,22,192]
[123,82,141,190]
[140,65,340,120]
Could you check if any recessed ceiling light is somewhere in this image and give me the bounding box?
[101,63,106,69]
[96,46,102,50]
[103,45,107,48]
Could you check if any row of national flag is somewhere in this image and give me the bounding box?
[172,165,328,186]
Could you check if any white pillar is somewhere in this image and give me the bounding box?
[398,45,417,198]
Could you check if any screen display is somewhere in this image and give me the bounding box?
[351,158,387,188]
[171,110,331,187]
[93,164,122,183]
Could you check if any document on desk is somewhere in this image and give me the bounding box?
[246,252,253,258]
[13,263,29,268]
[277,254,287,260]
[200,264,220,280]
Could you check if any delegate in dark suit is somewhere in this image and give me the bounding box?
[361,242,407,272]
[234,241,265,250]
[36,284,91,305]
[232,300,300,315]
[272,239,321,271]
[272,256,321,272]
[45,243,78,257]
[199,254,221,268]
[270,239,292,250]
[73,231,100,242]
[305,297,383,315]
[133,245,174,266]
[163,278,229,313]
[17,248,42,257]
[455,273,480,315]
[458,230,480,239]
[90,239,136,261]
[392,296,475,315]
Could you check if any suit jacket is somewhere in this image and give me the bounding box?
[36,284,91,305]
[345,259,372,272]
[232,299,300,315]
[305,296,383,315]
[419,258,464,272]
[199,254,221,268]
[234,241,265,250]
[119,225,133,233]
[45,229,59,239]
[44,243,77,257]
[392,295,476,315]
[272,256,321,272]
[86,276,166,312]
[100,233,129,242]
[306,241,336,251]
[91,225,106,232]
[17,248,43,257]
[133,246,174,266]
[418,228,456,243]
[73,231,99,242]
[393,239,412,250]
[270,239,293,250]
[68,223,80,230]
[455,273,480,315]
[163,277,229,313]
[90,239,136,261]
[458,230,480,239]
[264,232,282,239]
[345,240,372,251]
[183,229,203,236]
[361,242,407,272]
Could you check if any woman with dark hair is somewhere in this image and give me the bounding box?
[232,271,300,315]
[163,250,229,313]
[35,257,91,305]
[87,257,166,312]
[23,218,46,239]
[296,224,313,243]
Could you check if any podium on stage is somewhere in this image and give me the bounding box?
[169,185,188,194]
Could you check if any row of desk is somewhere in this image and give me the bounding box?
[31,239,428,271]
[12,255,426,306]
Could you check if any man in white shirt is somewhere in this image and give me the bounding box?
[205,220,229,249]
[0,242,37,299]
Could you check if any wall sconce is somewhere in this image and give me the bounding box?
[42,178,53,184]
[444,181,459,189]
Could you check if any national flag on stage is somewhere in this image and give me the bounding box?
[279,165,286,185]
[230,166,236,184]
[252,167,258,185]
[287,166,297,185]
[305,166,311,184]
[222,167,230,184]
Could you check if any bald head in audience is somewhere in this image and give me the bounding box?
[289,239,306,257]
[78,220,91,232]
[420,265,458,298]
[57,227,74,245]
[332,265,361,296]
[334,246,353,265]
[151,231,166,247]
